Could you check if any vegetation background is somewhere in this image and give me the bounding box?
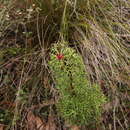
[0,0,130,130]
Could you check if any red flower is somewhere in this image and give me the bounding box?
[56,53,64,60]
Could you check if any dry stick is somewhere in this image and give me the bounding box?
[29,99,56,110]
[11,59,26,129]
[113,96,119,130]
[0,51,40,69]
[119,104,129,129]
[116,117,125,130]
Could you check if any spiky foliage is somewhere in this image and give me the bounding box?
[49,44,106,126]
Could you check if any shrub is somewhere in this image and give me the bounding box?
[49,44,106,126]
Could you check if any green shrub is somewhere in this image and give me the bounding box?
[49,44,106,126]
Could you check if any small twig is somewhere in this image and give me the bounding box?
[29,99,56,110]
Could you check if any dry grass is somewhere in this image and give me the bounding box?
[0,0,130,129]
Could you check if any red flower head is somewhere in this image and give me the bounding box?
[56,53,64,60]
